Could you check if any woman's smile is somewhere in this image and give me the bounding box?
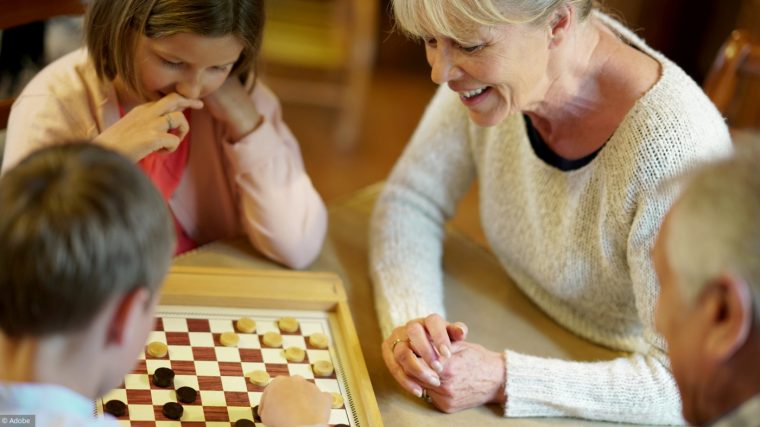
[457,86,492,107]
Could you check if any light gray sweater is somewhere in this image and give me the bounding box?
[370,13,732,425]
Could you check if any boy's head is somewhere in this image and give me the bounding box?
[653,146,760,425]
[85,0,265,100]
[0,142,174,394]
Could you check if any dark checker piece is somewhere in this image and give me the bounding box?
[152,367,175,387]
[162,401,184,420]
[176,386,197,403]
[252,405,261,422]
[103,399,127,417]
[234,419,255,427]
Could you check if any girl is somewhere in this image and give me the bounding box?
[2,0,327,268]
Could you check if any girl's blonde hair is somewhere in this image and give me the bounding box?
[85,0,264,98]
[392,0,595,44]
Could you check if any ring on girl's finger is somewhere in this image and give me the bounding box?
[420,388,432,403]
[391,338,410,353]
[166,114,173,130]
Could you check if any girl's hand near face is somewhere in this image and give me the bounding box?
[94,93,204,162]
[202,76,262,141]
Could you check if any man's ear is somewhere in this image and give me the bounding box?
[700,272,753,362]
[548,3,574,48]
[106,288,151,346]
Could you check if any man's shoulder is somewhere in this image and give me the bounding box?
[710,393,760,427]
[0,383,117,427]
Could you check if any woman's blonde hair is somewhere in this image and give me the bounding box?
[392,0,595,44]
[85,0,264,98]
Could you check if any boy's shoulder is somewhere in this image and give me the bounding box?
[0,382,118,427]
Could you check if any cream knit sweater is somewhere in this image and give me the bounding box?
[370,13,732,425]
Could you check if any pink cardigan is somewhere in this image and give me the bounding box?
[2,49,327,269]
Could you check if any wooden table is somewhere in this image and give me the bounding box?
[174,183,657,427]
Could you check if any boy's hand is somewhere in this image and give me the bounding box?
[258,375,332,427]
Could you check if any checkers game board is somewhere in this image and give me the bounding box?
[96,267,381,426]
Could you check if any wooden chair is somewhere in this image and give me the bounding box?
[704,29,760,136]
[0,0,86,130]
[259,0,378,150]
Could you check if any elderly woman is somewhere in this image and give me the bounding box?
[370,0,732,424]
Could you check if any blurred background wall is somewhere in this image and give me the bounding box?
[0,0,758,230]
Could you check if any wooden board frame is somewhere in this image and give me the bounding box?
[159,265,383,426]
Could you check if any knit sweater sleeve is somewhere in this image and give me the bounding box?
[370,86,477,338]
[219,83,327,270]
[503,189,684,424]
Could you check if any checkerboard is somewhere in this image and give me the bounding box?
[97,305,357,426]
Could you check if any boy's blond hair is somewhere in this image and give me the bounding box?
[0,143,175,337]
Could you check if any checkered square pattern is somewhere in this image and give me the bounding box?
[97,307,354,426]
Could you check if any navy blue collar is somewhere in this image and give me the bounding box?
[523,114,605,171]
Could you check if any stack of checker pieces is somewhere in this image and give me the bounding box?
[97,308,353,426]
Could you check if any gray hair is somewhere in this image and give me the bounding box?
[391,0,595,44]
[666,146,760,321]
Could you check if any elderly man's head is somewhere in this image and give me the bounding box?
[653,147,760,425]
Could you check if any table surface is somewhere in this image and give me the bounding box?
[174,183,657,427]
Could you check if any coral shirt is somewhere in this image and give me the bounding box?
[119,105,197,255]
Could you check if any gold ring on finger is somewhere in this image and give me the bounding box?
[421,388,432,403]
[391,338,410,353]
[166,114,173,130]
